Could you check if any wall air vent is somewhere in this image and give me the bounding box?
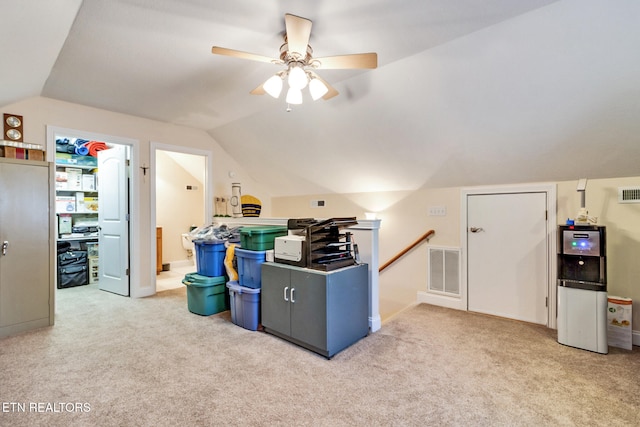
[428,246,460,296]
[618,187,640,204]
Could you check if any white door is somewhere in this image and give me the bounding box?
[98,145,130,296]
[467,192,548,324]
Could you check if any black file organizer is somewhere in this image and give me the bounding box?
[304,217,358,271]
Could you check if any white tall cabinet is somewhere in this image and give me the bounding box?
[0,158,54,338]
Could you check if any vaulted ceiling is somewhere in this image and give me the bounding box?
[2,0,639,196]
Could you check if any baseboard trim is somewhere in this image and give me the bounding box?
[417,291,465,311]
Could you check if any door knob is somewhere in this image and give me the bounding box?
[469,227,484,233]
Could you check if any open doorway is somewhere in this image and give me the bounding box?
[151,143,212,293]
[46,126,139,302]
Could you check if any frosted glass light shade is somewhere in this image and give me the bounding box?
[263,74,283,98]
[285,88,303,105]
[309,78,329,100]
[288,65,308,90]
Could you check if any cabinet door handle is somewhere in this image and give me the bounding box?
[290,287,295,303]
[2,241,8,256]
[284,286,289,302]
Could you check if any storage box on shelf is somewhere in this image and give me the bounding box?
[0,140,45,161]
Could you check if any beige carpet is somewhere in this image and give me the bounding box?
[1,284,639,426]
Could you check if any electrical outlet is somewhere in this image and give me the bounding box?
[428,206,446,216]
[310,200,326,208]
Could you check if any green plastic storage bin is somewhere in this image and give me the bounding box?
[239,226,287,251]
[182,273,228,316]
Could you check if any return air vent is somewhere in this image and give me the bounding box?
[428,246,460,296]
[618,187,640,203]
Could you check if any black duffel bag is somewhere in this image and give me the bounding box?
[57,250,88,288]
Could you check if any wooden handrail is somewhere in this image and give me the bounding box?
[379,230,435,272]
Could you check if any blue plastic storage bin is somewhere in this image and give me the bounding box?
[227,281,261,331]
[234,247,266,289]
[194,239,226,277]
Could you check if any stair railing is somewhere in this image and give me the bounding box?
[378,230,435,272]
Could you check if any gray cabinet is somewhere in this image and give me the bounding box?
[261,262,369,358]
[0,158,54,338]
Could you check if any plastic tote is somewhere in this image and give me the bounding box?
[239,226,287,251]
[194,239,226,277]
[182,273,228,316]
[234,247,266,289]
[227,281,261,331]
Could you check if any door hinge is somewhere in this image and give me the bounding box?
[126,268,130,276]
[545,296,548,307]
[545,210,548,220]
[126,159,130,167]
[126,213,130,221]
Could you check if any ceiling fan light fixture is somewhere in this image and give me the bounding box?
[285,87,303,105]
[263,74,283,98]
[309,78,329,101]
[288,64,308,90]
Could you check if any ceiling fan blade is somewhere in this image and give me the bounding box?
[284,13,312,57]
[309,71,339,100]
[211,46,278,64]
[250,83,265,95]
[314,53,378,69]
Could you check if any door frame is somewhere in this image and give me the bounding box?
[150,142,213,293]
[46,126,140,296]
[460,183,558,329]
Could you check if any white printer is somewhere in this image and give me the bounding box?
[274,234,307,267]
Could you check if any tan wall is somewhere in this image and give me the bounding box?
[272,188,461,321]
[273,177,640,331]
[557,177,640,331]
[4,96,273,295]
[156,151,204,264]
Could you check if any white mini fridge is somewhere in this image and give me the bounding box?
[557,286,608,354]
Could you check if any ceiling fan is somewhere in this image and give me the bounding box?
[211,13,377,105]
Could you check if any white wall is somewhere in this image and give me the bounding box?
[273,176,640,339]
[4,96,274,296]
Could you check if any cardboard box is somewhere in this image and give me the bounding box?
[55,171,69,190]
[84,196,98,212]
[58,214,73,234]
[75,192,85,212]
[82,174,96,191]
[607,296,633,350]
[56,196,76,213]
[65,168,83,190]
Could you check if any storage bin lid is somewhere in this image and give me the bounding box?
[234,247,267,257]
[239,226,287,236]
[182,273,226,287]
[226,281,261,294]
[193,238,226,245]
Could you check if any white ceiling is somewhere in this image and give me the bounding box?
[2,0,639,196]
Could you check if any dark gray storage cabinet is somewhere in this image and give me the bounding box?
[261,262,369,358]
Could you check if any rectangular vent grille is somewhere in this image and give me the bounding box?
[428,246,460,296]
[618,187,640,203]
